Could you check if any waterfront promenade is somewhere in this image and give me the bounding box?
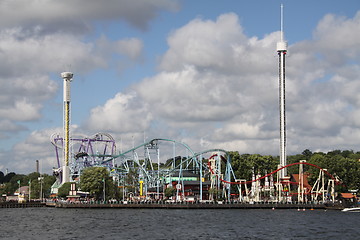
[47,201,325,209]
[0,200,327,209]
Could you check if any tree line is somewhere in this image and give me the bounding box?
[228,149,360,191]
[0,171,55,199]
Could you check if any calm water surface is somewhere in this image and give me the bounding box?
[0,208,359,239]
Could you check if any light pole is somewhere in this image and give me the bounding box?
[103,178,106,202]
[38,176,44,202]
[17,180,21,196]
[29,180,31,202]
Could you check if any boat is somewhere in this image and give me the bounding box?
[342,207,360,212]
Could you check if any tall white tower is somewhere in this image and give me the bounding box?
[61,71,73,184]
[277,4,287,179]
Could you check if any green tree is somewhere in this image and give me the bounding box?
[3,172,16,183]
[301,149,313,159]
[43,174,56,197]
[164,187,176,198]
[0,171,4,184]
[57,182,74,198]
[80,167,115,200]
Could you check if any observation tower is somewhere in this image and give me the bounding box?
[61,71,73,184]
[277,4,287,179]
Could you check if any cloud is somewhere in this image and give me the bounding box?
[7,127,62,173]
[0,28,109,75]
[314,12,360,62]
[136,14,279,135]
[96,35,144,61]
[85,92,152,133]
[0,0,180,32]
[159,13,247,72]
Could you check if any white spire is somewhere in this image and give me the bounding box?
[277,4,287,52]
[280,4,284,42]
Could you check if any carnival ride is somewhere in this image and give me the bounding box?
[51,132,116,183]
[50,133,341,203]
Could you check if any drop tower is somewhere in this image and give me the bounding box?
[277,4,287,179]
[61,71,73,184]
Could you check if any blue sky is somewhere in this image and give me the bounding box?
[0,0,359,174]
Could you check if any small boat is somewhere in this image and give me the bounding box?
[341,207,360,212]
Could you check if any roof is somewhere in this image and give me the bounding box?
[16,186,29,195]
[291,174,312,192]
[340,193,356,199]
[180,171,199,177]
[174,180,211,186]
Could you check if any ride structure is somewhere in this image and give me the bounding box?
[50,136,238,201]
[50,132,117,193]
[61,71,73,184]
[50,132,341,204]
[277,4,288,180]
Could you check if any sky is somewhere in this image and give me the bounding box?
[0,0,359,174]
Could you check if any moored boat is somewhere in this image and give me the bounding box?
[342,207,360,212]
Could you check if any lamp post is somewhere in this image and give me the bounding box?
[38,176,44,202]
[17,180,21,195]
[29,180,31,202]
[103,178,106,202]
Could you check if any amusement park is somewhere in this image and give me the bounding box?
[44,6,358,209]
[49,132,356,207]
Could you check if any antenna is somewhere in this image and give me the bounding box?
[280,4,284,42]
[277,4,287,52]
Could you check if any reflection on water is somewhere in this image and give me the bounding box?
[1,208,359,239]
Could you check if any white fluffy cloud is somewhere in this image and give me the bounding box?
[137,14,279,127]
[10,127,63,173]
[85,92,152,133]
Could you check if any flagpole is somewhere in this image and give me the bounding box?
[29,180,31,202]
[18,180,21,195]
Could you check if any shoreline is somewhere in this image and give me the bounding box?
[47,202,326,209]
[0,202,46,208]
[1,201,338,210]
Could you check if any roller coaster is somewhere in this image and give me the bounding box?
[51,133,341,203]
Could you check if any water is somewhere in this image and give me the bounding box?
[1,208,359,239]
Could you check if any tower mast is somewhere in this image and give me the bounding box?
[277,4,287,179]
[61,71,73,184]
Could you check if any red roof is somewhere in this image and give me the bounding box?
[340,193,355,199]
[291,174,312,193]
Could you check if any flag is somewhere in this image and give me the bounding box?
[17,180,20,184]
